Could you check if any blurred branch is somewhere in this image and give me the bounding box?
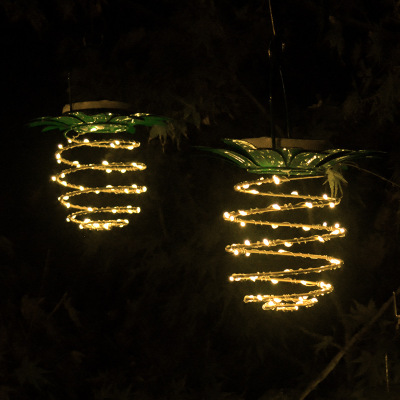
[230,73,269,116]
[299,286,400,400]
[346,163,400,189]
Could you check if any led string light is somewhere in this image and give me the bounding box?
[51,122,147,230]
[32,110,169,231]
[223,174,345,311]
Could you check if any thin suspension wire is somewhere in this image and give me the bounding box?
[267,0,291,142]
[68,72,73,113]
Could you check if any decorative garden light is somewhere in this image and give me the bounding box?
[206,137,379,311]
[32,101,168,231]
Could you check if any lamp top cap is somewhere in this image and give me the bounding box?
[62,100,132,114]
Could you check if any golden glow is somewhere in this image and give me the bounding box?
[223,174,345,311]
[51,127,146,230]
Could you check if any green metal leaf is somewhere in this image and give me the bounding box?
[109,115,134,124]
[200,147,259,169]
[134,115,169,127]
[245,149,286,168]
[222,138,258,152]
[30,112,170,135]
[30,119,69,131]
[126,125,137,134]
[275,147,305,165]
[289,152,328,169]
[201,139,384,176]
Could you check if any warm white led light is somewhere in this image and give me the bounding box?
[272,175,281,185]
[223,174,345,311]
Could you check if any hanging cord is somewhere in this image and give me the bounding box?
[268,0,291,148]
[68,72,73,113]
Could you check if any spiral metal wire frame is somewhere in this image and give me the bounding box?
[223,174,345,311]
[51,123,146,230]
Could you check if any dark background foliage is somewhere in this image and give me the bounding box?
[1,0,400,399]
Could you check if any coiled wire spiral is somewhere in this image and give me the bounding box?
[223,174,345,311]
[51,121,146,231]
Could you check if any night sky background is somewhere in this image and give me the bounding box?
[1,1,400,399]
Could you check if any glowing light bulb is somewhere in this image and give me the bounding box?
[273,175,281,185]
[272,204,281,210]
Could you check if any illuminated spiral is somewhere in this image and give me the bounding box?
[223,174,345,311]
[51,123,146,230]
